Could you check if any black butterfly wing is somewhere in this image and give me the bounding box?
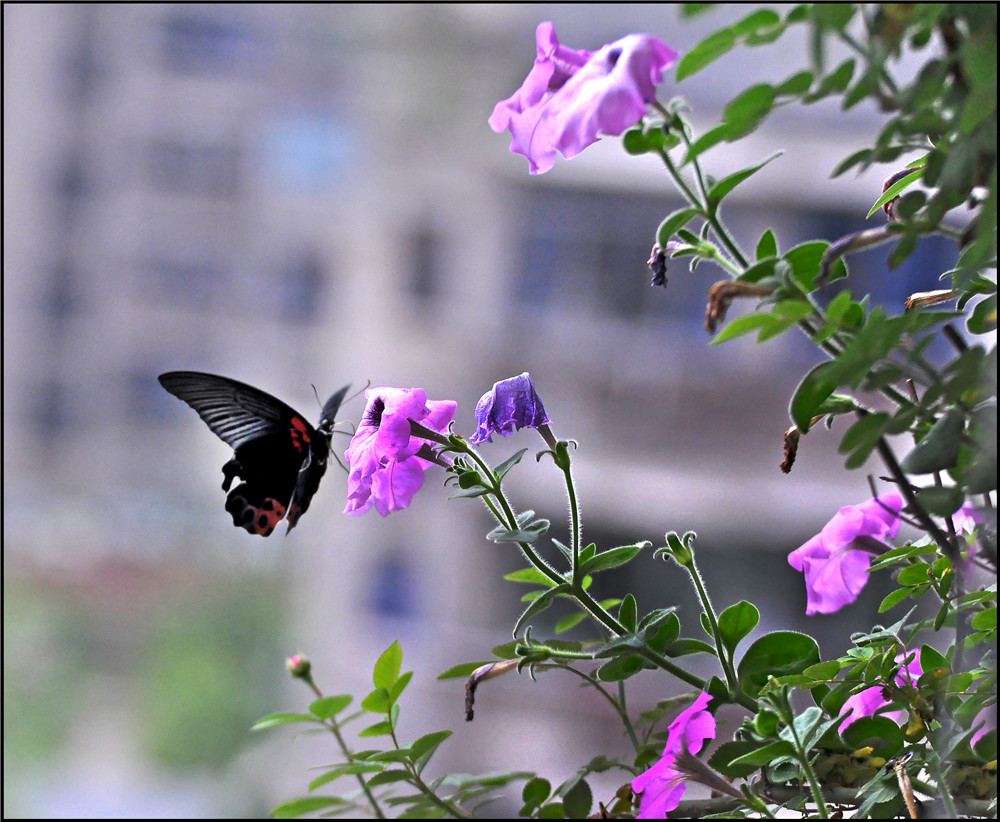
[159,371,321,536]
[158,371,305,450]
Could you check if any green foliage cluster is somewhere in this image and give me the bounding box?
[260,4,995,818]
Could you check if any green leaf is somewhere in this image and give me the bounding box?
[390,671,413,705]
[707,151,783,209]
[879,587,914,613]
[494,448,527,481]
[514,584,571,636]
[411,730,453,772]
[676,28,736,82]
[867,167,924,218]
[802,660,842,680]
[900,406,966,474]
[310,695,353,720]
[487,518,550,544]
[777,70,813,96]
[712,312,782,344]
[737,631,820,696]
[971,607,997,631]
[308,764,384,791]
[806,58,856,101]
[718,601,760,652]
[250,712,316,731]
[579,543,648,575]
[619,594,638,632]
[595,654,644,682]
[373,641,403,691]
[730,739,796,767]
[919,644,949,675]
[968,293,997,335]
[359,719,394,738]
[789,361,838,432]
[784,240,833,290]
[366,770,412,788]
[731,8,782,37]
[505,567,561,587]
[660,637,716,657]
[709,740,766,778]
[824,290,854,324]
[437,661,489,680]
[684,122,733,162]
[657,207,702,246]
[722,83,777,134]
[914,486,965,517]
[554,612,588,633]
[840,717,904,758]
[361,688,391,714]
[756,228,778,260]
[838,412,890,469]
[522,777,552,809]
[273,797,348,818]
[562,778,593,819]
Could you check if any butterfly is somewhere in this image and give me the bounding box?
[158,371,350,536]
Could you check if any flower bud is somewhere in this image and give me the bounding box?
[286,654,312,678]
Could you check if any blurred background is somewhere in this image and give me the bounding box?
[4,4,972,817]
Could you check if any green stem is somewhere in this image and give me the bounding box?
[300,674,386,819]
[788,718,830,819]
[389,725,472,819]
[685,555,738,691]
[555,449,583,587]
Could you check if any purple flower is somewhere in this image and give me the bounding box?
[971,704,996,747]
[489,22,679,174]
[839,650,923,734]
[344,387,456,517]
[788,494,904,615]
[470,372,552,444]
[631,692,715,818]
[952,502,983,534]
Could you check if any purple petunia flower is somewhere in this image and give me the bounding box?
[489,22,679,174]
[971,704,996,747]
[839,649,923,734]
[344,387,456,517]
[632,692,715,818]
[470,372,552,444]
[788,494,904,615]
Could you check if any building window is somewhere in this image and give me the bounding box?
[407,225,443,302]
[513,186,701,326]
[146,140,241,199]
[160,10,259,75]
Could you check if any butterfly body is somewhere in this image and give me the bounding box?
[159,371,349,536]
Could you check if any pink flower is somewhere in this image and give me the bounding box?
[839,649,923,734]
[632,692,714,817]
[344,387,456,517]
[788,494,904,615]
[489,22,678,174]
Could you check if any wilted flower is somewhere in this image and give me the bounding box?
[489,21,678,174]
[344,387,456,517]
[788,494,904,615]
[839,649,923,734]
[631,692,715,818]
[471,372,553,445]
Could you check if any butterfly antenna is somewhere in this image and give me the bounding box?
[345,379,371,406]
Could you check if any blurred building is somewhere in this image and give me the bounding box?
[4,4,965,816]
